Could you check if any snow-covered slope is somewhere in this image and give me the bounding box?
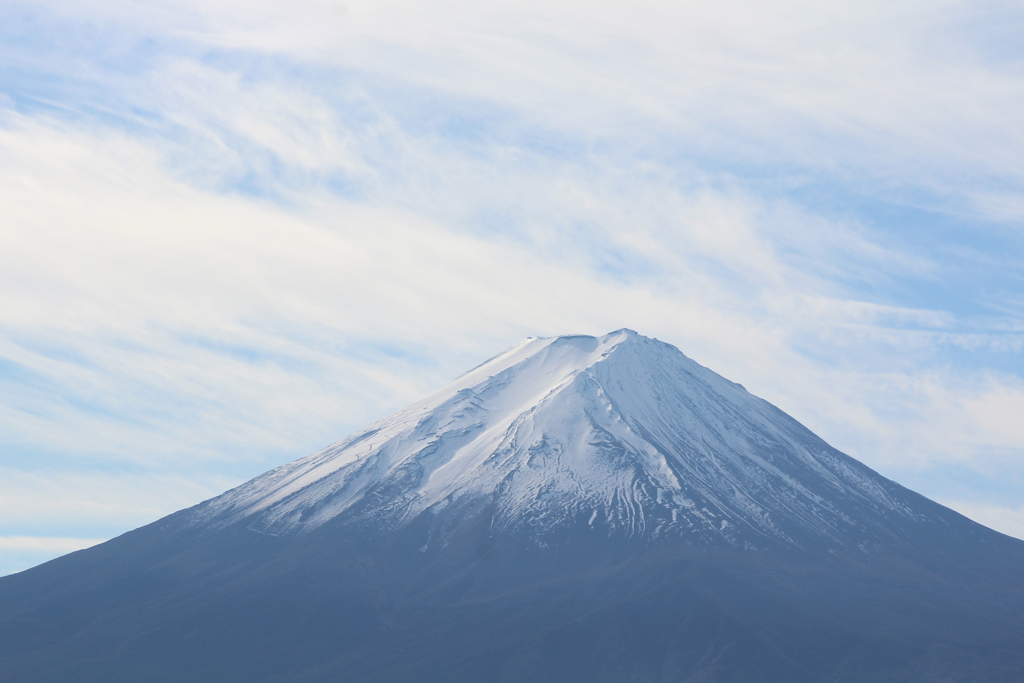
[189,330,938,551]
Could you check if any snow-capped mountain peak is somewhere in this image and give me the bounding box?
[191,330,933,551]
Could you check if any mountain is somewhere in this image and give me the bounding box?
[2,330,1023,682]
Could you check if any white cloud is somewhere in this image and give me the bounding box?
[131,0,1024,201]
[13,0,1024,198]
[0,0,1022,559]
[0,536,108,578]
[1,108,1019,477]
[0,536,106,553]
[942,502,1024,542]
[0,467,228,534]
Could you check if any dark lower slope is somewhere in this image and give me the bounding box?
[2,506,1024,683]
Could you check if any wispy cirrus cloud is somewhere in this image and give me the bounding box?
[0,0,1022,575]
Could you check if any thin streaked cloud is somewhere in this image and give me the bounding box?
[1,0,1022,575]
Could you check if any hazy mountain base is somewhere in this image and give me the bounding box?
[2,505,1023,683]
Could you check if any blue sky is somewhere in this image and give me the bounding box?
[1,0,1023,575]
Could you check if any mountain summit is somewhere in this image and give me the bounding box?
[2,331,1024,683]
[195,330,962,553]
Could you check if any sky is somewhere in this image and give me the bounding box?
[1,0,1023,576]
